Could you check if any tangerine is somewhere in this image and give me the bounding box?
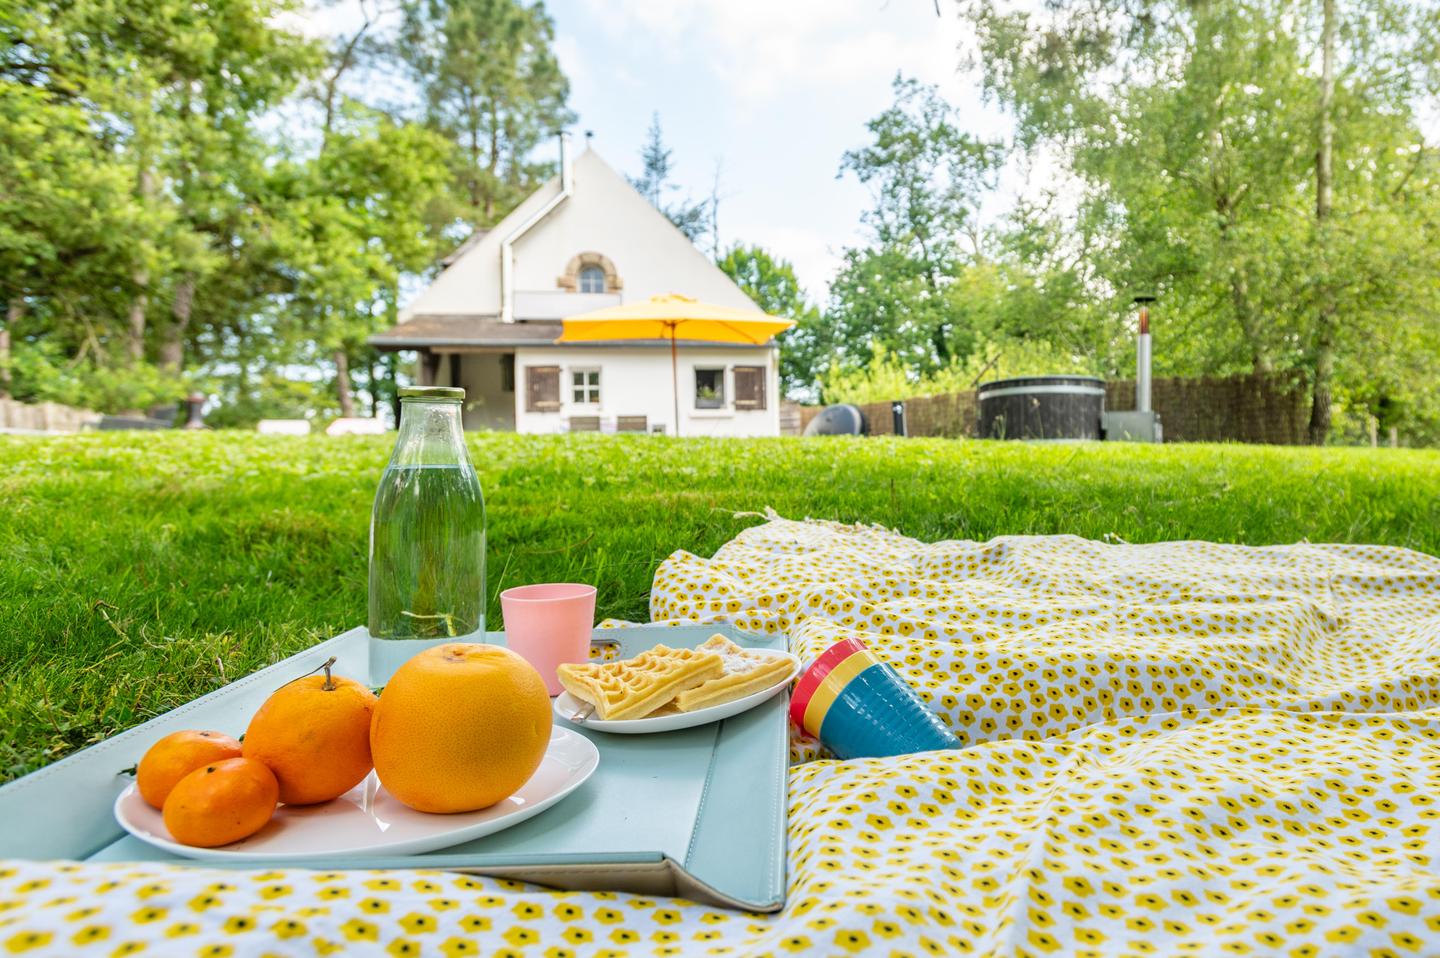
[136,730,243,810]
[243,657,378,804]
[370,643,551,813]
[162,757,278,847]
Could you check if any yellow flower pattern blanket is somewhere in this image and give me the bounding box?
[6,516,1440,957]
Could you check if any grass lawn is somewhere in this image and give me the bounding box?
[2,431,1438,783]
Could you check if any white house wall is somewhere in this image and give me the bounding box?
[400,182,557,321]
[512,346,780,437]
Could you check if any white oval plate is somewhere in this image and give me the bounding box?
[114,726,598,862]
[554,648,800,734]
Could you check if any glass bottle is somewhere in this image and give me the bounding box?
[368,386,486,682]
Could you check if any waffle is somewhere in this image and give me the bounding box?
[674,635,797,712]
[557,645,723,720]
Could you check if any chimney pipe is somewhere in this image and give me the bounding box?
[1134,295,1155,413]
[559,129,573,193]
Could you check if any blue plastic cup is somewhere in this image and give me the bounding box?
[792,638,959,760]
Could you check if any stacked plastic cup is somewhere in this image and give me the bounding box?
[789,637,960,760]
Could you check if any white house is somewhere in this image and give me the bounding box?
[371,136,781,437]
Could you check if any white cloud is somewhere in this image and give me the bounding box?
[577,0,985,109]
[553,34,588,88]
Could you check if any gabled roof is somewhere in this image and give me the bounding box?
[373,147,764,351]
[439,230,488,266]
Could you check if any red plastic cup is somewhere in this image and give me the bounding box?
[500,583,597,696]
[790,638,871,730]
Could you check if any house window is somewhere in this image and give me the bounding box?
[557,252,622,292]
[579,266,606,294]
[694,367,725,409]
[571,368,600,404]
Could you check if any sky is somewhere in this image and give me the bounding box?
[546,0,1011,300]
[297,0,1013,303]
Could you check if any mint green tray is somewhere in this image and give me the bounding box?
[0,625,790,912]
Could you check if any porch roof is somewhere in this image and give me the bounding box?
[370,315,776,352]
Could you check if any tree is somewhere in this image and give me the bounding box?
[960,0,1440,442]
[0,0,467,423]
[267,107,453,417]
[629,114,714,245]
[825,76,1001,374]
[397,0,573,226]
[0,0,317,413]
[716,244,823,396]
[1309,0,1337,444]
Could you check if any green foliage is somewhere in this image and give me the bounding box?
[960,0,1440,442]
[799,6,1440,444]
[4,431,1440,780]
[398,0,573,225]
[715,244,824,397]
[6,342,186,414]
[201,373,337,429]
[1,0,571,422]
[824,75,1002,374]
[819,340,1092,405]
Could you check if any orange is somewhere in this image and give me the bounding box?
[243,658,378,805]
[370,643,551,813]
[136,730,243,810]
[162,757,279,847]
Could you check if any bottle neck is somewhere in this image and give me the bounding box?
[390,400,469,468]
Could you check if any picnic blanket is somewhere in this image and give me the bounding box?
[7,515,1440,956]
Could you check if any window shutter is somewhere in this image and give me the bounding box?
[733,366,766,410]
[526,365,560,412]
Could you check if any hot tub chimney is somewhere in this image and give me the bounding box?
[1134,295,1155,414]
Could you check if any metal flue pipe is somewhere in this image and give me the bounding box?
[1134,295,1155,414]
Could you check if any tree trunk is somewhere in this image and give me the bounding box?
[485,102,500,222]
[159,273,195,375]
[127,280,149,364]
[335,348,355,418]
[1229,270,1271,373]
[368,354,379,417]
[388,352,401,425]
[1218,197,1269,372]
[1308,0,1337,445]
[0,299,19,400]
[127,166,156,365]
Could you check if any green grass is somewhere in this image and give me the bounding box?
[2,431,1438,783]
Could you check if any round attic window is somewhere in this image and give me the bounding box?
[558,251,622,293]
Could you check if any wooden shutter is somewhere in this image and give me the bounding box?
[525,365,560,412]
[733,365,767,410]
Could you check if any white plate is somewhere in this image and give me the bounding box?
[114,726,599,862]
[554,647,800,734]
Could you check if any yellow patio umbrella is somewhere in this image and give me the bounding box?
[557,293,795,436]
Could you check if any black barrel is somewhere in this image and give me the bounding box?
[977,376,1105,440]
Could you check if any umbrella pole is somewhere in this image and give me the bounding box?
[670,326,680,437]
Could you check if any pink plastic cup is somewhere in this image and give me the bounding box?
[500,583,597,696]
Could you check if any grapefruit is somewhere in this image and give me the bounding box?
[370,643,551,813]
